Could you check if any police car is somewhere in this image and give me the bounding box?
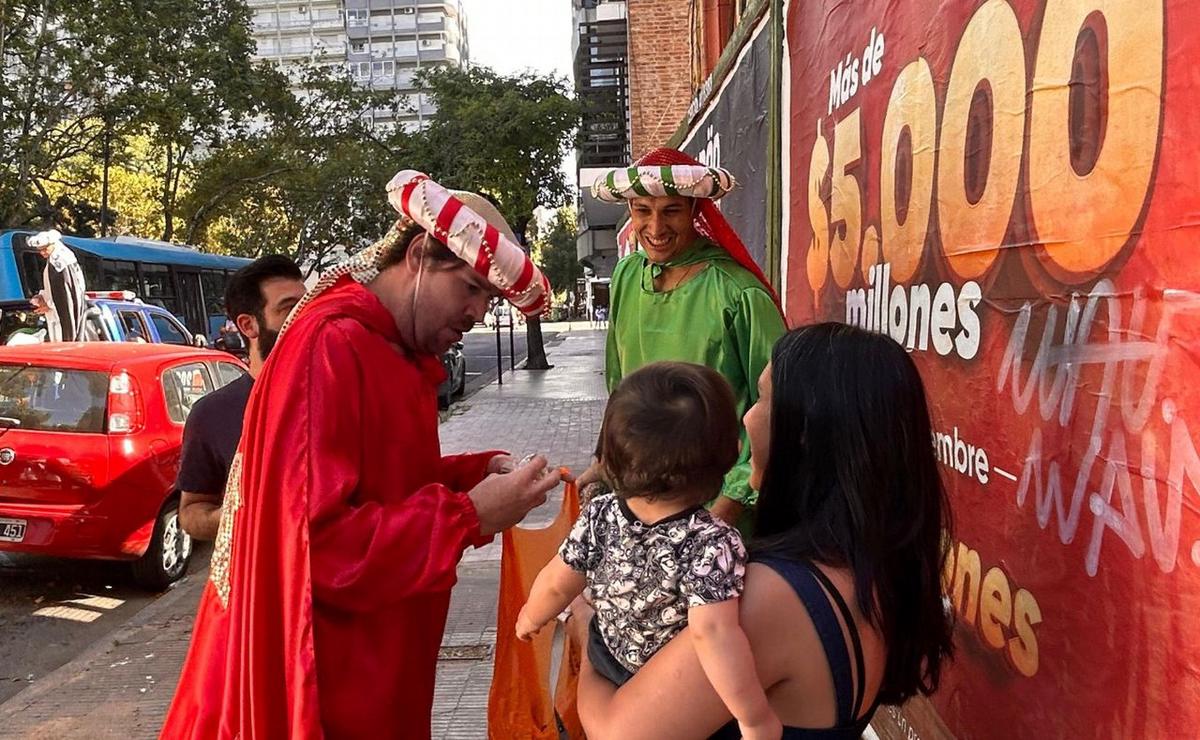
[1,291,207,347]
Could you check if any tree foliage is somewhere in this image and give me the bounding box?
[1,0,277,237]
[0,3,583,339]
[532,207,582,298]
[411,66,579,236]
[1,0,110,227]
[179,62,415,272]
[412,66,580,368]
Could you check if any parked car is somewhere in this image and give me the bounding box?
[0,343,248,589]
[438,341,466,409]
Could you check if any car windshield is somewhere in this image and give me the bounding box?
[0,364,108,433]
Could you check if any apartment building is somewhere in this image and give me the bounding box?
[249,0,470,130]
[572,0,630,313]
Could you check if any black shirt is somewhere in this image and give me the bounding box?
[176,373,253,498]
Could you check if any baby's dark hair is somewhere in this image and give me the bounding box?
[598,361,739,504]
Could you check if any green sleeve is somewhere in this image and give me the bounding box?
[720,288,788,508]
[605,318,622,393]
[604,259,629,393]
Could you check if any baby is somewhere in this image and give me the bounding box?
[516,361,780,739]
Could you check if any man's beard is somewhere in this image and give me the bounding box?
[257,324,280,363]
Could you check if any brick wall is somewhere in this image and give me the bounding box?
[627,0,695,159]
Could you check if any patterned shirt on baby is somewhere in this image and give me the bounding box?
[560,492,746,674]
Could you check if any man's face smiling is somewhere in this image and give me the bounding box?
[629,195,699,264]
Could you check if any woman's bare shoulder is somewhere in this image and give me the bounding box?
[741,560,885,714]
[739,563,816,686]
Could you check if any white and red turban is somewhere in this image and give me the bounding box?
[386,171,551,317]
[282,171,552,337]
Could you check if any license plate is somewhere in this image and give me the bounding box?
[0,518,26,543]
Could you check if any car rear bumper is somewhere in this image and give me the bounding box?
[0,502,143,560]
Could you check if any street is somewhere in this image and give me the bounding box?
[0,328,608,737]
[0,324,564,713]
[0,546,210,705]
[0,323,566,716]
[459,322,559,400]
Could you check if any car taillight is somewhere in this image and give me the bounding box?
[108,371,144,433]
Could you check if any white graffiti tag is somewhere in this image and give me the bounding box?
[997,280,1200,576]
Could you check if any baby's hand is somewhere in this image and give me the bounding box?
[515,606,542,641]
[739,712,783,740]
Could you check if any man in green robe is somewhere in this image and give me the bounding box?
[585,147,787,528]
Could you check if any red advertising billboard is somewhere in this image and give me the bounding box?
[783,0,1200,736]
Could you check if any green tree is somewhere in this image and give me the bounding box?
[86,0,278,240]
[179,62,417,272]
[413,66,580,369]
[0,0,110,227]
[0,0,278,237]
[45,134,198,238]
[531,207,582,299]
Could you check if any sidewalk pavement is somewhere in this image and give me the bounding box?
[0,326,608,739]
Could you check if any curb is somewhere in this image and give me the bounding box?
[0,566,206,717]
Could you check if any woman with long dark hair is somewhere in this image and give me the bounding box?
[576,323,955,739]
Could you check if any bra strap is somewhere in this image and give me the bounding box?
[805,563,867,720]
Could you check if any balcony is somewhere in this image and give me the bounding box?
[255,18,344,34]
[369,17,418,34]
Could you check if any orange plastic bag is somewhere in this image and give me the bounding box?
[487,480,585,739]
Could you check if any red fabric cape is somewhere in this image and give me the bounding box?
[161,279,495,739]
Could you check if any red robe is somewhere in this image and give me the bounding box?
[162,278,500,739]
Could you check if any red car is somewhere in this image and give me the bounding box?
[0,343,247,589]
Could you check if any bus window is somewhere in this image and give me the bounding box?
[103,260,139,293]
[18,251,41,299]
[201,269,231,339]
[140,263,175,307]
[17,243,101,299]
[175,270,205,334]
[78,253,102,288]
[200,270,226,315]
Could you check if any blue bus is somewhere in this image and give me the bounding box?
[0,231,251,340]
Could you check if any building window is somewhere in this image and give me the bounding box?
[351,41,366,54]
[346,8,367,25]
[399,7,415,14]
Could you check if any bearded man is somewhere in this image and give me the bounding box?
[162,172,561,739]
[177,255,306,541]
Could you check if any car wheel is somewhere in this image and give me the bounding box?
[453,365,466,398]
[132,498,193,591]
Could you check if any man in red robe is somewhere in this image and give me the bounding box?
[162,173,559,739]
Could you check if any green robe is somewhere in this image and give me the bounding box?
[605,240,787,508]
